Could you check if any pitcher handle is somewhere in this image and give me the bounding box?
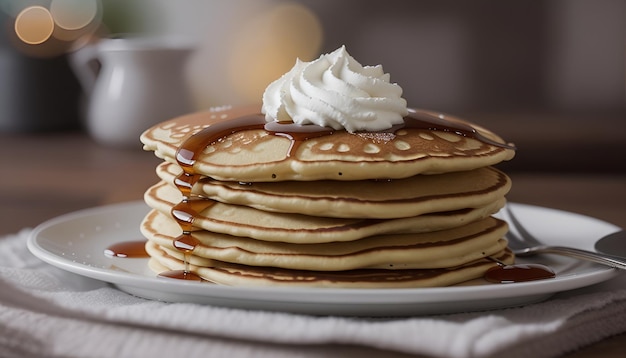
[68,41,101,95]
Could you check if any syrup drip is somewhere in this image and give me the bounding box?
[159,198,211,280]
[161,116,267,280]
[171,198,215,232]
[172,234,199,251]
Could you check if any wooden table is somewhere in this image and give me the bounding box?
[1,131,624,357]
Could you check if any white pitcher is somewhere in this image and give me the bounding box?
[70,37,194,147]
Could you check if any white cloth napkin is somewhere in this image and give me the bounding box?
[1,229,625,358]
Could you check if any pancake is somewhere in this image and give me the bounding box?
[140,106,515,182]
[138,47,517,288]
[146,241,514,288]
[144,181,506,243]
[155,161,511,219]
[142,210,509,271]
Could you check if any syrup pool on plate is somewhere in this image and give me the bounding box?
[484,263,556,283]
[104,240,149,258]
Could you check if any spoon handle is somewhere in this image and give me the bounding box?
[515,245,626,270]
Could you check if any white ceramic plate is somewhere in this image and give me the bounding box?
[27,201,621,316]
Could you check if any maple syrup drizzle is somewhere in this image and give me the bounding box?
[158,116,263,280]
[403,109,516,150]
[159,198,208,280]
[264,121,335,156]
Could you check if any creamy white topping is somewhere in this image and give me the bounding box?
[261,46,408,132]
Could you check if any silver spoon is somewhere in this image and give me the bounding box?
[594,230,626,257]
[503,207,626,270]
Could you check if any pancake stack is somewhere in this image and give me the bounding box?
[139,105,516,288]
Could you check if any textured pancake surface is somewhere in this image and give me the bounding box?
[140,106,515,181]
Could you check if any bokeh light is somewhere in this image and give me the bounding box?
[8,0,103,57]
[227,2,323,103]
[14,6,55,45]
[50,0,99,31]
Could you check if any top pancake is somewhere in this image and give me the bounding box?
[140,105,515,182]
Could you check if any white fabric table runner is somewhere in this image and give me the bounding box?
[1,229,625,358]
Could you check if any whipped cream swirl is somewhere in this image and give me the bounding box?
[262,46,408,132]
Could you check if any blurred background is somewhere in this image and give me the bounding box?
[0,0,625,232]
[1,0,623,137]
[2,1,623,109]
